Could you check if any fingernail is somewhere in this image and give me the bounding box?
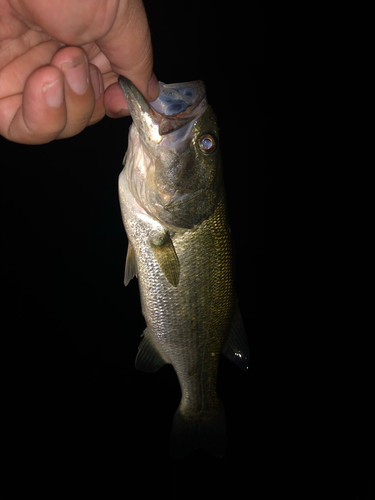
[43,77,64,108]
[62,53,89,95]
[147,72,159,102]
[90,68,102,100]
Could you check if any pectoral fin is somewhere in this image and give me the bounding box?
[222,304,249,371]
[124,241,137,286]
[150,232,180,287]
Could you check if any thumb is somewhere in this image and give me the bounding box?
[97,0,159,102]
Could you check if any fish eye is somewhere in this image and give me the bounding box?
[198,134,217,154]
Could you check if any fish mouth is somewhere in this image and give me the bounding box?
[118,76,207,141]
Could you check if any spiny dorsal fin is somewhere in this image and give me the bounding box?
[124,241,137,286]
[150,232,180,287]
[222,304,249,371]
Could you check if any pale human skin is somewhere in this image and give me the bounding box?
[0,0,159,144]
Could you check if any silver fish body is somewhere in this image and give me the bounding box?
[118,77,249,458]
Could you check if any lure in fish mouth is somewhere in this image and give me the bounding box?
[119,76,208,137]
[118,76,224,231]
[118,76,249,458]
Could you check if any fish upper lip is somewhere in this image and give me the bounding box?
[118,76,207,137]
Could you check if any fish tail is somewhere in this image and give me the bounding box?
[170,400,227,459]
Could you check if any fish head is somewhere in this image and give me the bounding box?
[119,76,223,230]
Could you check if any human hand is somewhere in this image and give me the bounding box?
[0,0,159,144]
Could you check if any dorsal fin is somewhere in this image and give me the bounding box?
[222,304,249,371]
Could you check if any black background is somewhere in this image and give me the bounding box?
[0,1,307,496]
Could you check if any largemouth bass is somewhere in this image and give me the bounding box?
[118,76,249,458]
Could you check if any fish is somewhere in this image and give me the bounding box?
[118,76,249,458]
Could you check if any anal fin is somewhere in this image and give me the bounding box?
[222,304,249,371]
[135,328,168,372]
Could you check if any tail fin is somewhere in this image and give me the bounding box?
[170,401,227,459]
